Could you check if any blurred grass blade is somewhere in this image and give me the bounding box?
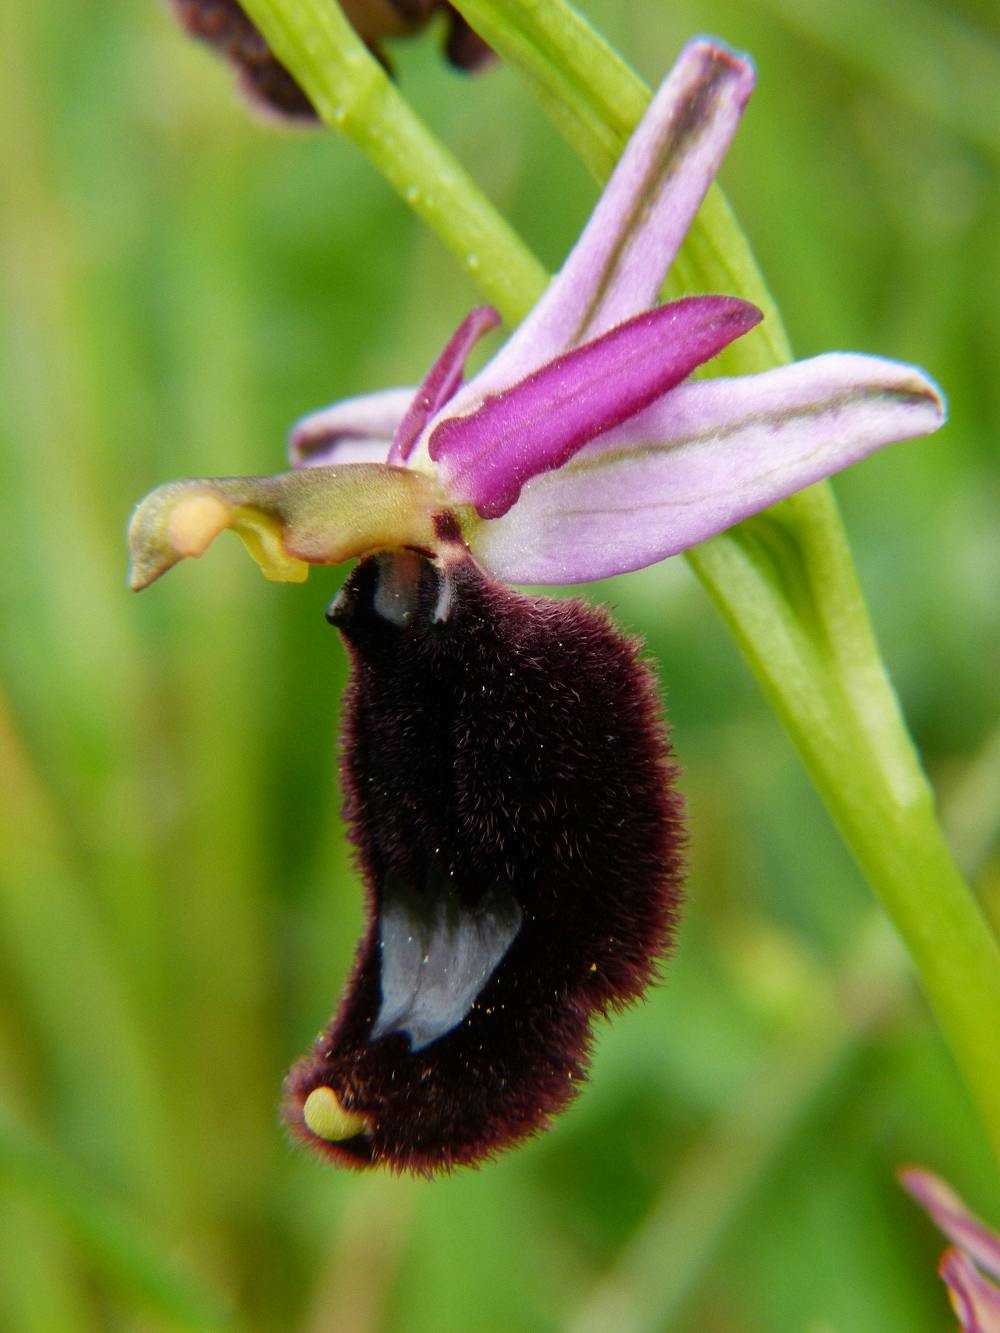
[571,917,906,1333]
[571,737,1000,1332]
[755,0,1000,158]
[240,0,548,323]
[449,0,646,176]
[0,698,181,1210]
[0,1110,231,1329]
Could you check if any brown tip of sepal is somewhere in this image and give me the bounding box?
[284,553,684,1173]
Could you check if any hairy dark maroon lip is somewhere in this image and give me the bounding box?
[283,550,685,1173]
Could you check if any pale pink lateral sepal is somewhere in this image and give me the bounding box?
[900,1166,1000,1333]
[470,354,945,583]
[900,1167,1000,1280]
[939,1250,1000,1332]
[290,387,415,468]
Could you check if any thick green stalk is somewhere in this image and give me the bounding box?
[237,0,1000,1161]
[573,758,999,1329]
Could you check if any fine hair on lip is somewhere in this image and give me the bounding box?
[285,551,685,1173]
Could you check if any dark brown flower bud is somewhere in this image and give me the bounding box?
[166,0,492,123]
[340,0,493,72]
[167,0,316,119]
[284,549,685,1172]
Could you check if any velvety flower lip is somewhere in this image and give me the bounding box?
[127,36,948,1173]
[900,1166,1000,1331]
[283,544,684,1173]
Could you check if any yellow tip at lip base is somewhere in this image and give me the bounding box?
[302,1087,368,1142]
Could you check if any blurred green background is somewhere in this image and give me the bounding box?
[1,0,999,1328]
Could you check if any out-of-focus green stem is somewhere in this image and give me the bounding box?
[238,0,1000,1163]
[753,0,1000,158]
[573,747,1000,1331]
[239,0,546,323]
[436,0,646,177]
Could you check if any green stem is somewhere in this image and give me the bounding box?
[238,0,1000,1162]
[239,0,546,323]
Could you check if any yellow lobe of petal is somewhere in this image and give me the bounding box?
[230,510,309,584]
[167,493,230,558]
[302,1087,368,1142]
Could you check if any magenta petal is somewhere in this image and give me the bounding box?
[430,296,761,519]
[441,40,754,419]
[939,1250,1000,1332]
[289,388,414,468]
[387,306,501,464]
[470,353,945,583]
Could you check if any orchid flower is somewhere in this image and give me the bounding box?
[128,40,944,1172]
[900,1167,1000,1331]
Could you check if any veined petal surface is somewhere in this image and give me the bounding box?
[290,387,416,468]
[470,353,945,583]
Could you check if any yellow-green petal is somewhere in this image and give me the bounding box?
[127,465,447,591]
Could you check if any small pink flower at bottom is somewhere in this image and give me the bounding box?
[900,1166,1000,1331]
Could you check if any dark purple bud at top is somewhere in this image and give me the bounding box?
[167,0,317,120]
[339,1,494,73]
[166,0,493,124]
[284,546,685,1172]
